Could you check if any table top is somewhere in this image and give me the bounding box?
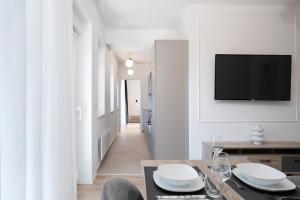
[141,160,248,200]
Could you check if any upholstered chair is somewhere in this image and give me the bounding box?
[101,178,144,200]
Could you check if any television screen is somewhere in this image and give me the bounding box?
[215,54,291,101]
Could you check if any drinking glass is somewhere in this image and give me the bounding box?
[201,172,221,199]
[211,135,223,159]
[212,152,232,200]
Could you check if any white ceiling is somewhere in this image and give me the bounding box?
[115,50,152,66]
[99,0,300,64]
[98,0,191,29]
[97,0,300,29]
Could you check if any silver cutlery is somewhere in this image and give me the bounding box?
[227,178,245,189]
[156,195,208,199]
[264,192,300,200]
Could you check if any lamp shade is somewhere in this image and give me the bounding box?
[127,69,134,76]
[125,58,134,68]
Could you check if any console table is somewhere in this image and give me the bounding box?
[202,141,300,175]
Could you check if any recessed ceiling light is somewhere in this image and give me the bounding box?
[127,69,134,76]
[125,58,134,68]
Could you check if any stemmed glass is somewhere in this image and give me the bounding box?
[211,152,232,200]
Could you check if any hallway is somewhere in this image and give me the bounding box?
[98,123,152,175]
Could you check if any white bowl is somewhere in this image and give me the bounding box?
[157,164,199,186]
[237,163,286,185]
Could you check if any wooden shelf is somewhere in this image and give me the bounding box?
[203,141,300,149]
[202,141,300,174]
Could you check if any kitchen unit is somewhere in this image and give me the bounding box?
[149,40,189,159]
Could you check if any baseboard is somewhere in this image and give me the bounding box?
[93,160,102,181]
[77,178,93,185]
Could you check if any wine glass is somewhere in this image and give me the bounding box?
[212,152,232,200]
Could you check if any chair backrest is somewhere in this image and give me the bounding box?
[101,178,144,200]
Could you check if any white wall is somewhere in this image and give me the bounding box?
[127,80,141,119]
[73,5,93,184]
[77,0,106,183]
[78,0,119,181]
[181,5,300,159]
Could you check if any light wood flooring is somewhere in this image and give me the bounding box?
[77,175,146,200]
[97,123,152,175]
[78,123,151,200]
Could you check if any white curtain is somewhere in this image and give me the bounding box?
[42,0,74,199]
[1,0,75,199]
[0,1,26,199]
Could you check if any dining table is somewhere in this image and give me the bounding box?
[141,160,300,200]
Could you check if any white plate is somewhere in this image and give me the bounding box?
[153,170,204,192]
[236,163,286,185]
[233,168,296,192]
[157,164,199,186]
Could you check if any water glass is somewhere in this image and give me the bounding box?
[211,135,223,159]
[212,152,232,200]
[202,173,221,199]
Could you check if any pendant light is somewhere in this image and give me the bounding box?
[125,58,134,68]
[127,69,134,76]
[125,50,134,68]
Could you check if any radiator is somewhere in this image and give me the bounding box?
[100,128,112,160]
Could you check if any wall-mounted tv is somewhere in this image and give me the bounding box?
[215,54,292,101]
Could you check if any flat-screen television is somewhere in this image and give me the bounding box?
[215,54,292,101]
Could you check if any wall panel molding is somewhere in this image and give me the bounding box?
[197,11,299,123]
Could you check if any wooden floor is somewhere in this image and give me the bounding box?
[77,175,146,200]
[98,123,152,175]
[78,124,151,199]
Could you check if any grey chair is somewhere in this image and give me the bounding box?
[288,176,300,188]
[101,178,144,200]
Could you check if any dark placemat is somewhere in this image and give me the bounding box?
[226,171,300,200]
[144,166,222,200]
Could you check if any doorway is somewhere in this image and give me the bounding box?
[120,80,142,130]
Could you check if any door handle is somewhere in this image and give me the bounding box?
[76,106,82,121]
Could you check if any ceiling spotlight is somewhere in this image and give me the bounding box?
[125,58,134,68]
[127,69,134,76]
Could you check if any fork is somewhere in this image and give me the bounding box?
[226,178,245,189]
